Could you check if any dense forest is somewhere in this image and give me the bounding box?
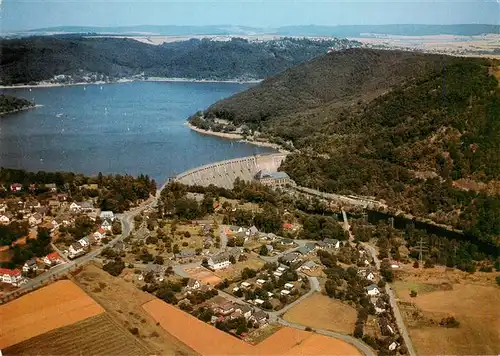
[195,49,500,251]
[0,94,33,114]
[0,36,359,84]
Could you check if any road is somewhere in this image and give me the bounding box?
[291,186,385,210]
[361,243,417,356]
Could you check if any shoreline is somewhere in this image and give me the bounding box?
[0,77,262,89]
[184,121,289,153]
[0,104,43,116]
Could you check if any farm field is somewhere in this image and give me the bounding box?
[394,266,500,355]
[0,279,104,349]
[72,263,196,355]
[143,298,362,355]
[3,313,148,356]
[283,293,357,334]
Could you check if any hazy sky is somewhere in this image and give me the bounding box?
[2,0,499,32]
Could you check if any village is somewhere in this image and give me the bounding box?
[4,165,494,356]
[97,193,405,353]
[0,181,125,294]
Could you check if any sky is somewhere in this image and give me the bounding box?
[1,0,499,32]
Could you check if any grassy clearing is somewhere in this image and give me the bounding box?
[283,293,357,334]
[395,266,500,355]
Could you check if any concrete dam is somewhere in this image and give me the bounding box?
[173,153,288,189]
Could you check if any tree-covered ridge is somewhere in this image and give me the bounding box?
[0,36,360,85]
[194,49,500,249]
[0,94,33,114]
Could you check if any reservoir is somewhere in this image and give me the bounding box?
[0,81,275,184]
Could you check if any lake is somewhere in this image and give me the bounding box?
[0,81,275,185]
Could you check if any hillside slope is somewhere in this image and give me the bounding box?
[193,49,500,249]
[0,36,359,85]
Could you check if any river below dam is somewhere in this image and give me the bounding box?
[0,81,275,183]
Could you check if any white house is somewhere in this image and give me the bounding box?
[280,289,291,296]
[240,281,252,289]
[79,237,91,247]
[247,225,259,236]
[100,211,115,221]
[43,252,63,266]
[254,299,264,306]
[186,278,201,291]
[22,258,38,273]
[365,284,380,296]
[0,268,24,286]
[389,342,398,351]
[101,219,113,231]
[0,214,11,224]
[69,202,81,212]
[69,242,85,258]
[256,279,266,286]
[208,253,231,270]
[284,283,295,290]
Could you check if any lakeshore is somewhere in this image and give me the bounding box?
[0,77,263,89]
[0,104,43,116]
[185,121,289,153]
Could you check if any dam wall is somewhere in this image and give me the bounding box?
[173,153,288,189]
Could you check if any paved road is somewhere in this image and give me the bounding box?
[361,243,417,356]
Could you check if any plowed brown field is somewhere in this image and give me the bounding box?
[3,313,148,356]
[143,298,361,356]
[0,280,104,349]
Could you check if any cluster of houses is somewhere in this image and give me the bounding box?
[0,251,64,287]
[189,290,269,328]
[225,225,260,243]
[67,211,115,259]
[0,268,25,286]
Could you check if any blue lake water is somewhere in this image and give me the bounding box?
[0,81,274,185]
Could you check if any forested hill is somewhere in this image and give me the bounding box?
[0,94,34,114]
[194,49,500,250]
[0,36,359,85]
